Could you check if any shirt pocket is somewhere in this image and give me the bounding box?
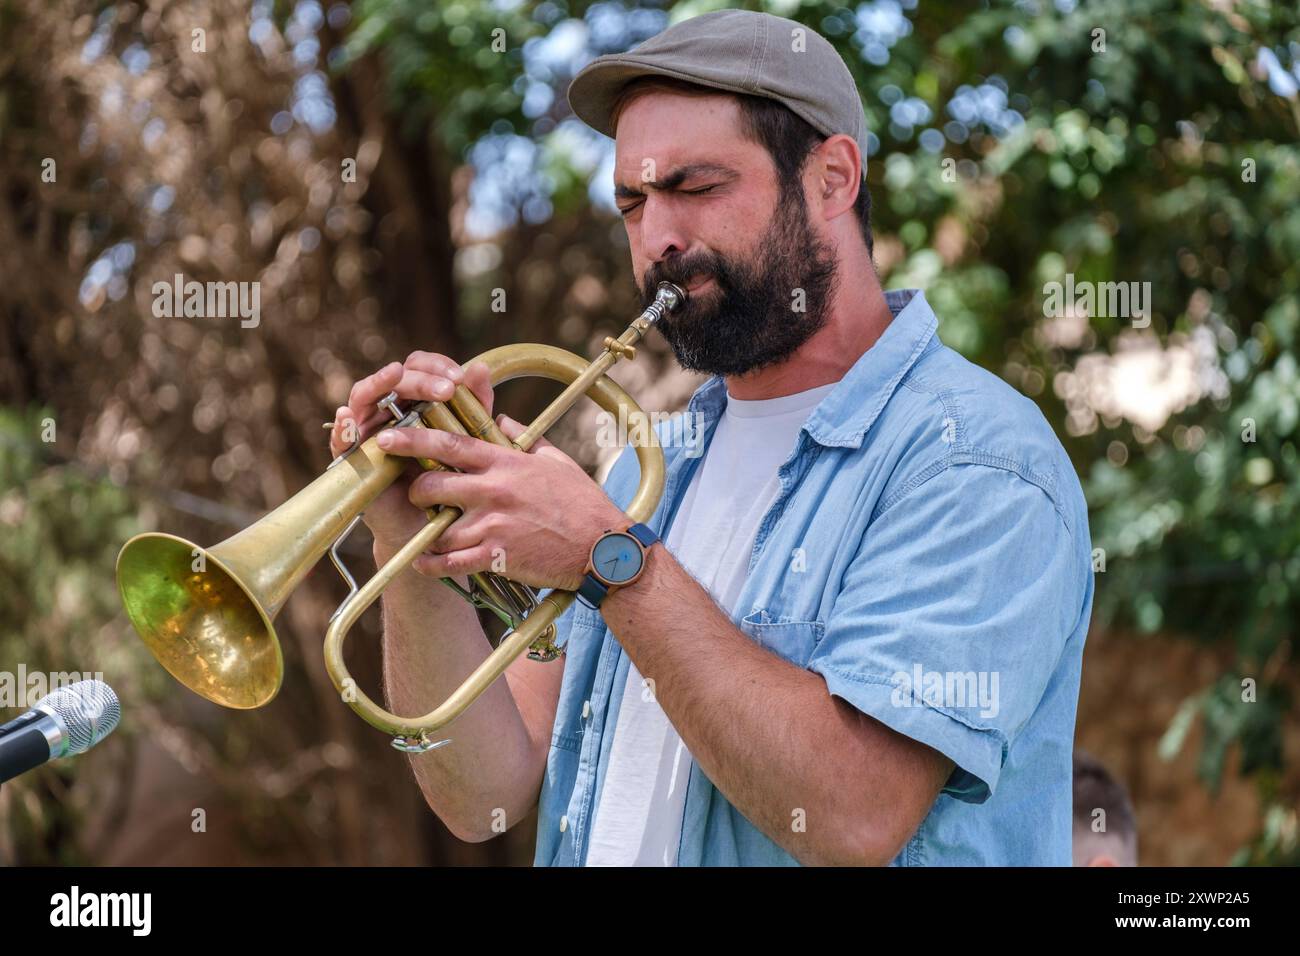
[739,609,824,668]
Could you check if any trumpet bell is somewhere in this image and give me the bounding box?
[116,532,282,709]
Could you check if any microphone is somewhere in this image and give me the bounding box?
[0,679,120,784]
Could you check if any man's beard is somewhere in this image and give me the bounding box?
[638,185,838,377]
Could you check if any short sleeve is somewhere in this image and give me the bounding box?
[807,462,1083,803]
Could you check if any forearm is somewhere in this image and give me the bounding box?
[600,546,914,865]
[374,541,542,841]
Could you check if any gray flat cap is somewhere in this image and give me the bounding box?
[567,10,869,177]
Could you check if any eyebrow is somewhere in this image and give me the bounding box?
[614,163,738,201]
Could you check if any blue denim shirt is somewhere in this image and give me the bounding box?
[533,288,1093,866]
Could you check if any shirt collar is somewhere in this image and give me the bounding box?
[683,288,939,450]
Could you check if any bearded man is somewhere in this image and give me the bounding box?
[331,10,1094,867]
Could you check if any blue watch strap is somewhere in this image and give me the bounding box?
[577,573,609,608]
[626,522,659,549]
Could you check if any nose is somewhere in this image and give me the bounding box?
[639,194,690,263]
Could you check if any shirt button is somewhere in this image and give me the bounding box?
[582,700,591,719]
[559,815,569,833]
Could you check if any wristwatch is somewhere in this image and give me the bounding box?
[576,522,659,609]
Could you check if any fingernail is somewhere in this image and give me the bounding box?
[377,432,394,448]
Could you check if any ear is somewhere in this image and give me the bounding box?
[809,133,862,224]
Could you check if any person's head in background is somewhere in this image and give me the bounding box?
[1072,749,1138,866]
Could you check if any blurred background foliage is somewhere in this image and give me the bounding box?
[0,0,1296,864]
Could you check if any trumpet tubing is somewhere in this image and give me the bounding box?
[116,282,686,750]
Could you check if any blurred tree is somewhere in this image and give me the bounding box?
[0,0,507,864]
[0,407,142,864]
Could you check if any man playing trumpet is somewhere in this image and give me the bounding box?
[331,11,1093,867]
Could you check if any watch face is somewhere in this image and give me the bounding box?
[591,532,643,585]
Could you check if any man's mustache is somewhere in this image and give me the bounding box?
[644,254,726,296]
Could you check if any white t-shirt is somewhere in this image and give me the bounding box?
[583,380,837,866]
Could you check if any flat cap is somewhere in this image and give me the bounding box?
[567,10,869,177]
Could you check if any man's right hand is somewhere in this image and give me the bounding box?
[329,352,496,551]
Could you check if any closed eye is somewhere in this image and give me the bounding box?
[618,184,721,217]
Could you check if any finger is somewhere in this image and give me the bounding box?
[336,406,398,457]
[403,351,465,384]
[393,367,458,404]
[495,413,556,452]
[378,426,501,473]
[496,414,577,469]
[461,360,495,417]
[422,513,486,555]
[412,543,493,579]
[371,426,456,466]
[407,469,493,512]
[331,403,391,455]
[344,362,404,426]
[330,405,353,457]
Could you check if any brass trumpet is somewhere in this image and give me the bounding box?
[116,282,687,751]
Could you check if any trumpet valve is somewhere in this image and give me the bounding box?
[378,390,406,422]
[603,337,636,360]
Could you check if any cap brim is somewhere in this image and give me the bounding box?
[567,55,754,140]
